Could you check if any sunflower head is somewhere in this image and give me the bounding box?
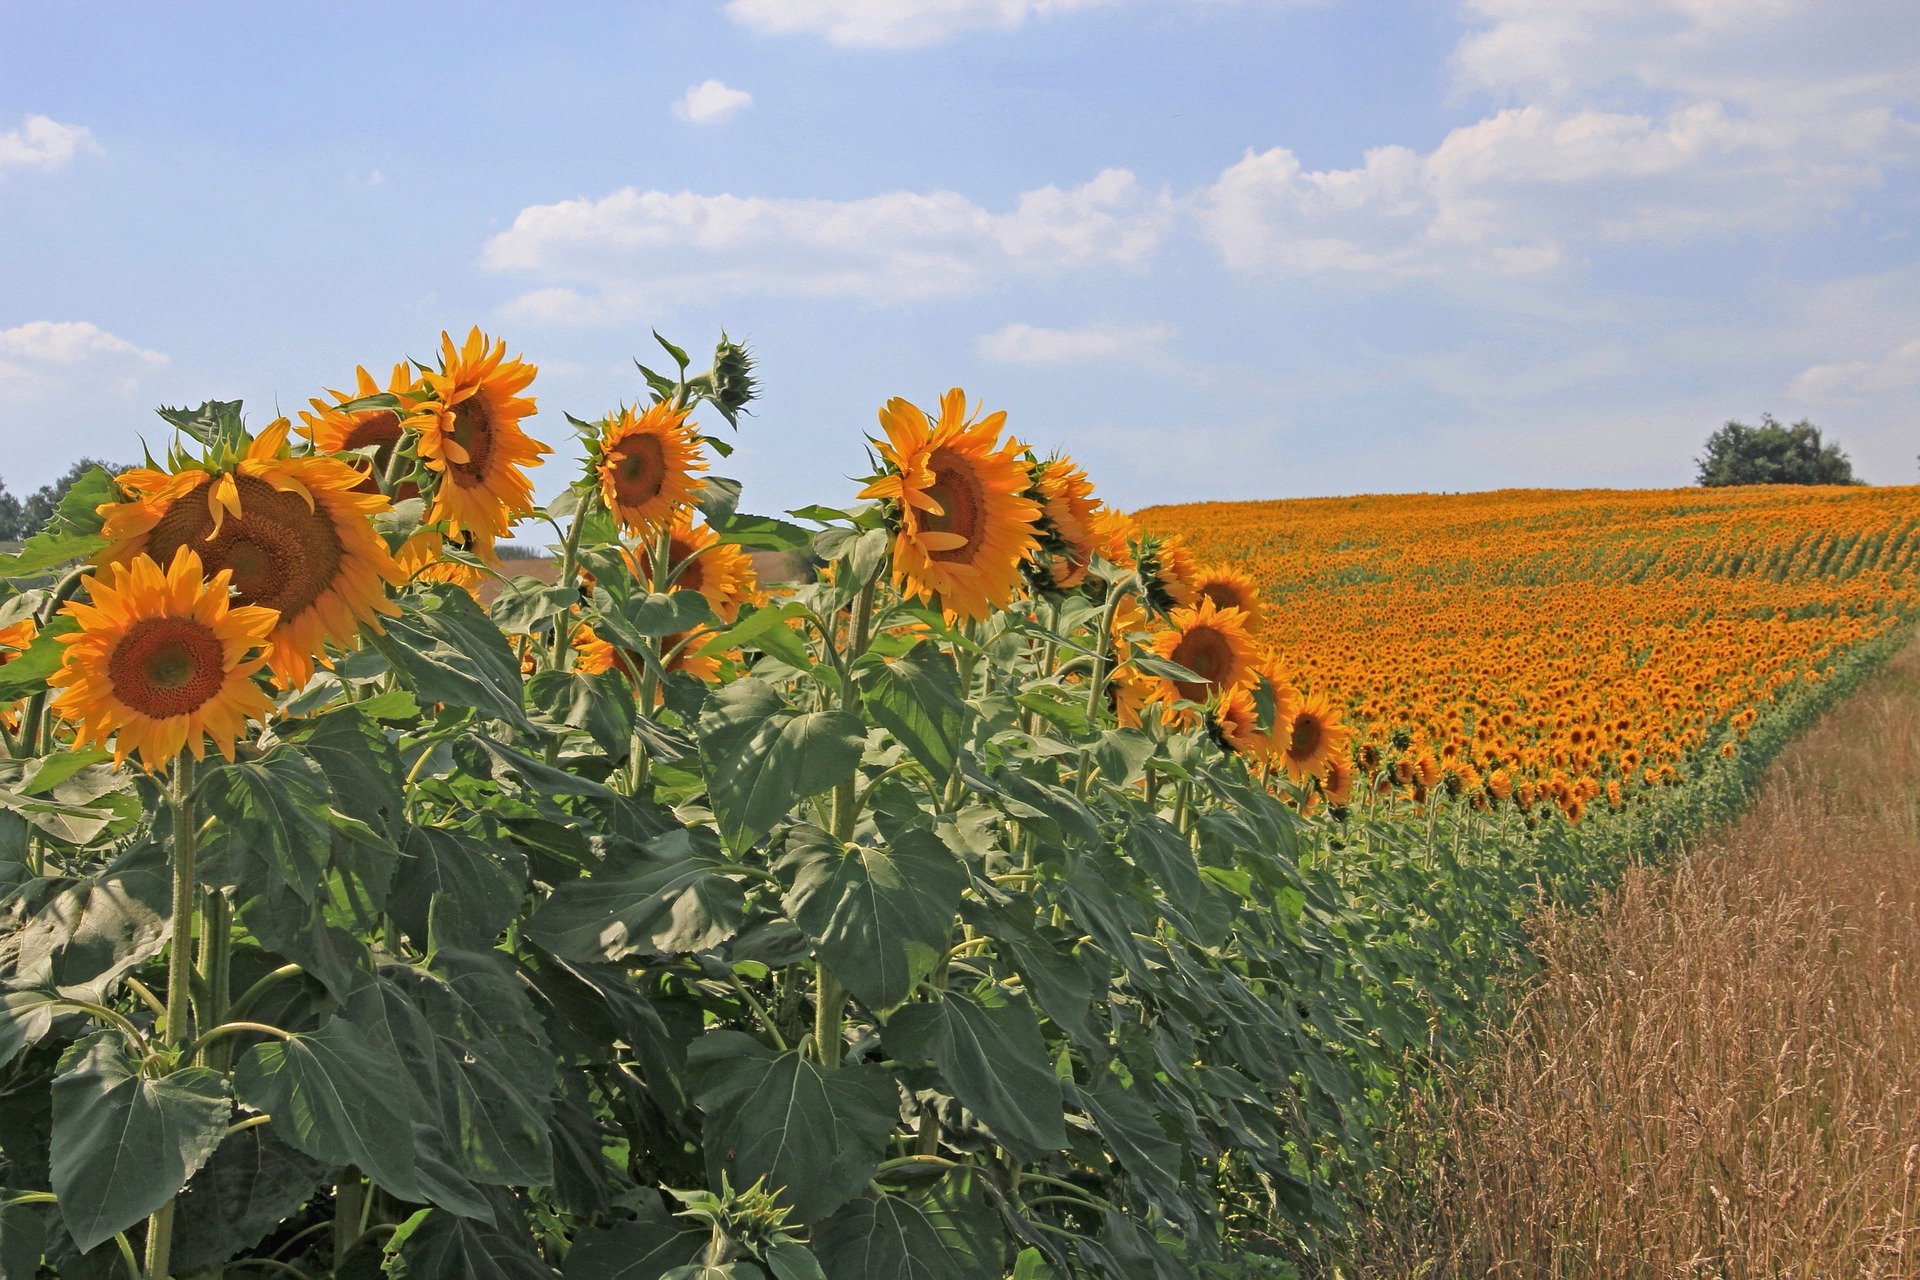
[857,389,1041,622]
[641,515,757,624]
[1189,565,1263,630]
[1149,596,1257,716]
[1134,533,1198,615]
[1025,454,1105,595]
[50,548,278,771]
[299,363,423,497]
[413,328,547,543]
[594,401,708,537]
[1282,690,1353,784]
[97,418,403,687]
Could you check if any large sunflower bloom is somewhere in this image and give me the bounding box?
[642,516,757,624]
[298,362,422,498]
[412,328,547,543]
[1280,690,1352,785]
[858,389,1040,622]
[98,420,402,687]
[1149,597,1256,713]
[50,549,278,771]
[596,401,707,537]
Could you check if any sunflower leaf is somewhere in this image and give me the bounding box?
[375,586,535,732]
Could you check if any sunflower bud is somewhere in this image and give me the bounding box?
[707,333,758,427]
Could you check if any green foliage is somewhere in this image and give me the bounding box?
[1696,414,1858,487]
[0,343,1909,1280]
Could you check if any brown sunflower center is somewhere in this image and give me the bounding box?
[108,616,228,718]
[1199,582,1244,612]
[448,395,496,485]
[1170,626,1232,702]
[610,435,668,508]
[921,448,986,564]
[146,474,345,623]
[1289,712,1325,761]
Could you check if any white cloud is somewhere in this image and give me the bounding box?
[673,80,754,124]
[1790,336,1920,401]
[484,169,1168,319]
[976,321,1172,363]
[0,115,99,177]
[0,321,167,411]
[723,0,1117,48]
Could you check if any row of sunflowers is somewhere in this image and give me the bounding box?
[0,331,1909,1279]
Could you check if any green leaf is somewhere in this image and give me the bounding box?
[387,1199,559,1280]
[0,466,116,578]
[50,1034,231,1253]
[527,669,635,758]
[562,1199,705,1279]
[698,678,866,855]
[685,1031,898,1224]
[596,589,715,647]
[170,1126,331,1272]
[696,476,743,526]
[156,399,248,449]
[16,748,112,798]
[0,616,74,702]
[389,825,527,953]
[198,746,334,901]
[11,863,169,1002]
[709,514,812,553]
[375,587,535,732]
[525,855,744,963]
[858,645,969,779]
[1079,1074,1184,1198]
[0,988,63,1070]
[235,1016,451,1213]
[294,705,406,836]
[490,576,576,635]
[813,1193,989,1280]
[473,737,619,800]
[0,1197,47,1280]
[763,1243,828,1280]
[883,991,1066,1160]
[781,821,964,1010]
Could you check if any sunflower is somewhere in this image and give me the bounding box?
[50,549,278,771]
[596,401,707,537]
[1280,690,1352,784]
[1212,686,1266,757]
[858,389,1040,622]
[642,515,758,624]
[1189,565,1263,630]
[1135,533,1199,614]
[299,362,422,498]
[412,328,547,543]
[98,419,402,687]
[1028,455,1104,591]
[0,619,36,732]
[573,623,723,693]
[1149,597,1256,713]
[1090,508,1139,572]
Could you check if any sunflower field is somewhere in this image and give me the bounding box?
[0,332,1911,1280]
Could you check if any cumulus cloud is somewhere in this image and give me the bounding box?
[673,80,754,124]
[723,0,1118,48]
[1191,0,1919,279]
[485,169,1169,320]
[0,322,167,396]
[976,321,1173,363]
[1790,336,1920,401]
[0,115,99,177]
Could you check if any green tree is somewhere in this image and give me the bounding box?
[1696,415,1858,487]
[0,481,23,541]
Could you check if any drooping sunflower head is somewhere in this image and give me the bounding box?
[50,548,279,771]
[1281,689,1352,784]
[1026,454,1105,593]
[413,328,547,543]
[1210,686,1266,758]
[98,419,403,688]
[299,362,423,498]
[1134,533,1199,615]
[1189,564,1264,630]
[642,514,757,624]
[1149,596,1257,715]
[595,401,707,537]
[857,389,1041,622]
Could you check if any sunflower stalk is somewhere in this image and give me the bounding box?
[549,486,598,674]
[145,754,200,1280]
[814,573,878,1069]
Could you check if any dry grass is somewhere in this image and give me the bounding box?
[1369,639,1920,1278]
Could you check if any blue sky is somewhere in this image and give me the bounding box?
[1,0,1916,518]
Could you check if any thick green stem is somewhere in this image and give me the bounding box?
[1077,576,1137,799]
[813,576,878,1069]
[145,757,199,1280]
[335,1172,366,1268]
[549,489,597,673]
